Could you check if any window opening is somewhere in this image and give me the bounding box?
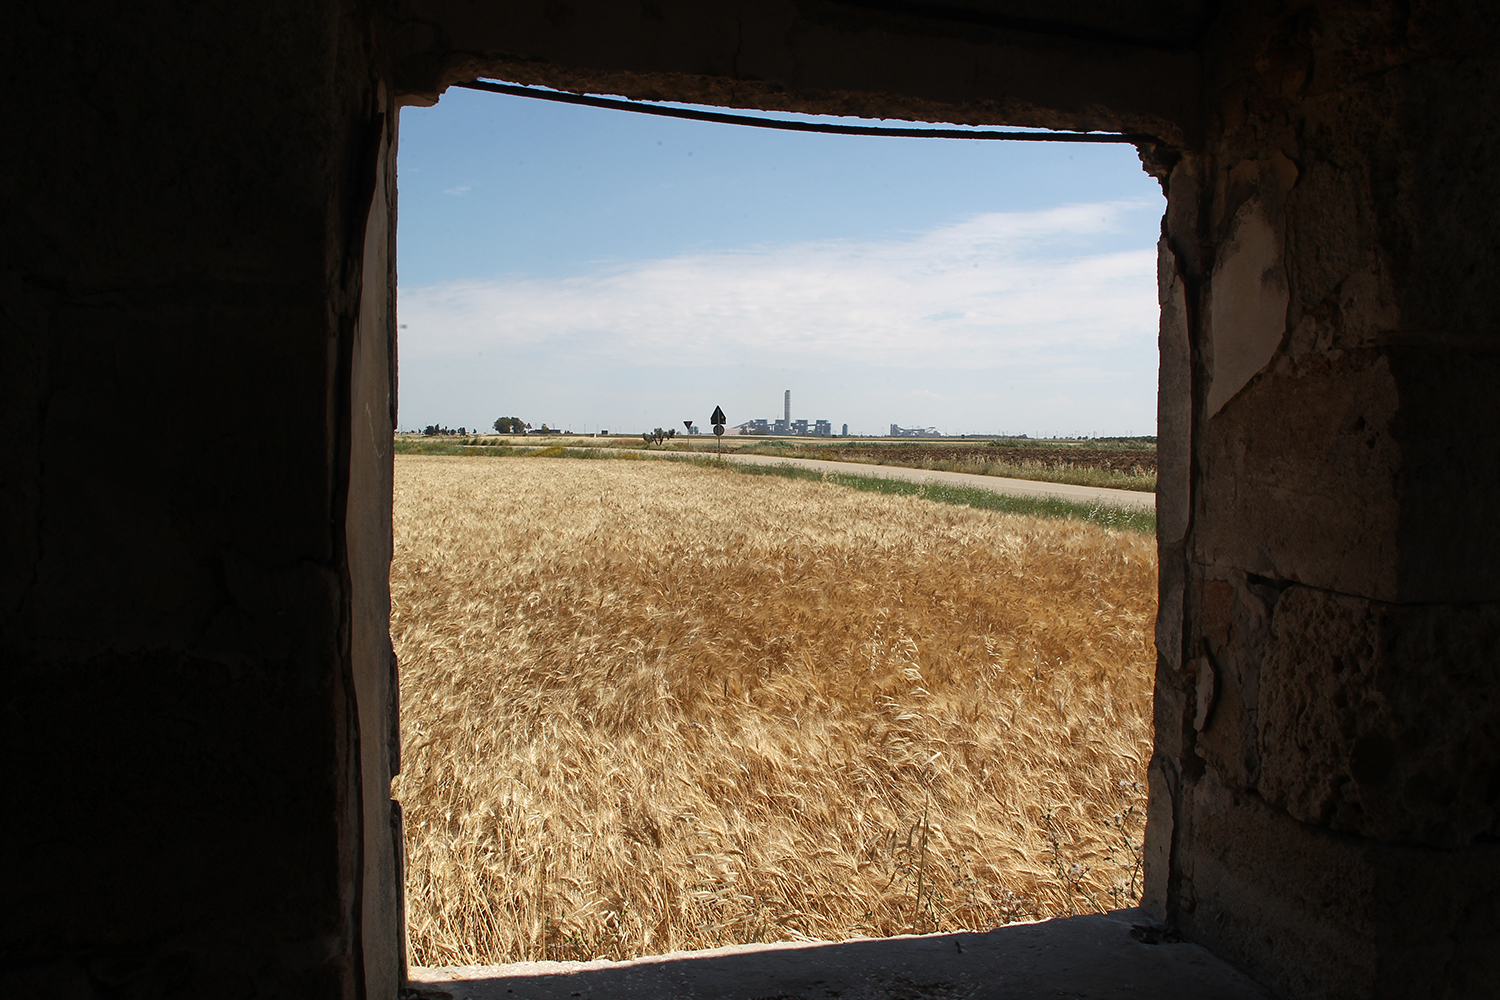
[389,84,1163,968]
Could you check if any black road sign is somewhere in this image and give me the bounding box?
[684,420,694,432]
[710,405,727,452]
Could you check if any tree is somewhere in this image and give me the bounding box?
[493,416,525,434]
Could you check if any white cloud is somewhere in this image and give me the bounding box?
[397,201,1159,370]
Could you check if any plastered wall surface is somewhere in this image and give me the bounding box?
[3,2,1496,998]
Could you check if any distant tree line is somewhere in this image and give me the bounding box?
[422,424,469,436]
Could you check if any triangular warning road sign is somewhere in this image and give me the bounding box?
[710,405,726,426]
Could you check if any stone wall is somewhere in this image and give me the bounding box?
[1145,3,1500,997]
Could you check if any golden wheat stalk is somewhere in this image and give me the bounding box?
[391,455,1156,966]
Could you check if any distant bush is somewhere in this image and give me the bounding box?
[641,427,677,446]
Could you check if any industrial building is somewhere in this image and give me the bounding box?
[737,390,834,436]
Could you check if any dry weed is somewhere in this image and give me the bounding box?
[391,456,1156,966]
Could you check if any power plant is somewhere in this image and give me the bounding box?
[737,389,833,436]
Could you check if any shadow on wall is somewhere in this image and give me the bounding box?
[406,909,1271,1000]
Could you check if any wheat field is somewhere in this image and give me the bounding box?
[391,455,1157,967]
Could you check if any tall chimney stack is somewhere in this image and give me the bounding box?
[784,390,791,425]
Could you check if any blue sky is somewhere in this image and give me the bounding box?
[395,86,1164,437]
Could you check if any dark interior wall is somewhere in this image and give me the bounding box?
[4,2,1497,999]
[2,2,399,996]
[389,0,1202,140]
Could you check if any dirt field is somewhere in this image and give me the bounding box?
[398,435,1159,491]
[696,438,1158,491]
[391,456,1157,966]
[814,444,1153,475]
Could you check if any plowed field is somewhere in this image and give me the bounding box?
[774,444,1156,477]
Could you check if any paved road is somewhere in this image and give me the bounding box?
[707,452,1156,510]
[524,446,1154,511]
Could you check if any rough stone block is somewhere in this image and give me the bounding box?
[1203,156,1296,417]
[1176,770,1500,1000]
[1157,235,1192,549]
[1194,348,1402,601]
[1257,586,1500,846]
[1141,755,1178,923]
[1190,571,1281,791]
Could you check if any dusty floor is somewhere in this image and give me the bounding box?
[407,909,1269,999]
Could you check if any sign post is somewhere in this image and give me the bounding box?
[710,405,726,457]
